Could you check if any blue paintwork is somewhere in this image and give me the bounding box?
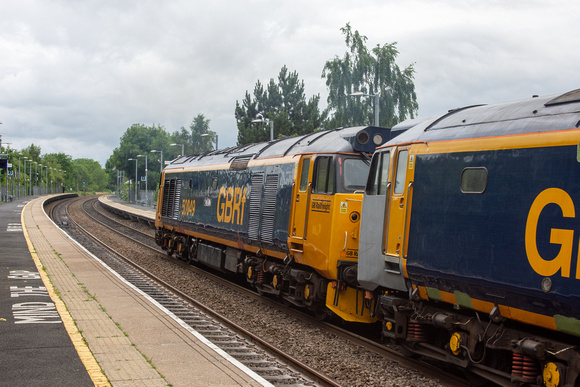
[162,162,295,252]
[406,144,580,318]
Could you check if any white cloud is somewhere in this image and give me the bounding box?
[1,0,580,166]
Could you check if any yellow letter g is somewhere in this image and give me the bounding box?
[525,188,575,278]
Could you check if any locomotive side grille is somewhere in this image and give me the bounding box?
[161,180,172,217]
[260,174,279,244]
[161,178,181,220]
[172,179,182,220]
[248,173,264,241]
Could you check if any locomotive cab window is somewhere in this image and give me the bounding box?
[393,150,409,194]
[342,158,370,192]
[299,158,311,192]
[460,167,488,194]
[367,151,390,195]
[313,156,335,194]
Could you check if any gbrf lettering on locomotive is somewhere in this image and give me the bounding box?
[216,186,246,225]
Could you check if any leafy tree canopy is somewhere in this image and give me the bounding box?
[170,113,216,155]
[235,65,326,145]
[322,23,419,129]
[106,117,216,191]
[71,158,108,193]
[22,144,42,162]
[2,145,103,193]
[106,123,172,191]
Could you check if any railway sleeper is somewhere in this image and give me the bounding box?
[375,292,580,386]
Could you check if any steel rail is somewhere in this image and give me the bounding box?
[66,196,342,387]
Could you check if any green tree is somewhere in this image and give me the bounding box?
[71,158,108,193]
[106,123,171,191]
[171,114,216,155]
[235,65,326,145]
[105,116,216,195]
[43,152,73,191]
[322,23,419,129]
[22,144,42,162]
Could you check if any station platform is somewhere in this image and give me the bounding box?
[1,194,269,387]
[99,195,156,226]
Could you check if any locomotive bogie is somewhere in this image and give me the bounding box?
[377,293,580,386]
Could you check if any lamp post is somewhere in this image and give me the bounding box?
[150,150,163,174]
[170,143,184,157]
[22,157,28,197]
[128,158,138,203]
[38,164,43,195]
[44,165,49,194]
[150,150,163,206]
[18,156,23,198]
[30,161,35,195]
[350,91,380,126]
[200,133,218,150]
[137,154,148,205]
[1,142,11,201]
[41,165,45,194]
[251,113,274,141]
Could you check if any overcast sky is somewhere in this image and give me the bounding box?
[2,0,579,166]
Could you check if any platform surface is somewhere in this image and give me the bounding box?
[1,195,268,386]
[0,196,94,386]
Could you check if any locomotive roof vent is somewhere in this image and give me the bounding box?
[545,88,580,106]
[229,155,253,170]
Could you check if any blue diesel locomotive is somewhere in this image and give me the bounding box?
[155,126,394,323]
[359,89,580,386]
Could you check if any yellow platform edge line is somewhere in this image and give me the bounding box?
[21,199,111,387]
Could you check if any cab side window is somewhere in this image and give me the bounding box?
[366,152,390,195]
[313,156,335,194]
[299,158,310,192]
[393,150,408,194]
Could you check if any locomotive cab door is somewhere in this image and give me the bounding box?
[359,146,412,292]
[384,147,412,259]
[290,156,313,249]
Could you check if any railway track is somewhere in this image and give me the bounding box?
[51,195,470,386]
[50,196,334,387]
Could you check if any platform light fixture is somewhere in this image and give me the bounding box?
[251,113,274,141]
[128,158,138,203]
[200,133,218,150]
[150,150,163,174]
[170,143,184,157]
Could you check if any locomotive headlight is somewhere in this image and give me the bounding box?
[373,133,383,145]
[541,277,552,293]
[356,131,369,145]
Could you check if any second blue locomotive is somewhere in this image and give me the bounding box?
[359,89,580,386]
